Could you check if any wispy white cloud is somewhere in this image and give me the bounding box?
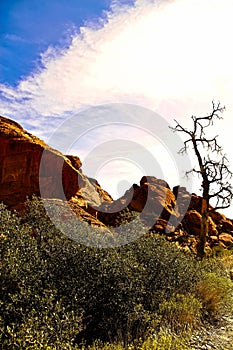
[1,0,233,212]
[1,0,233,125]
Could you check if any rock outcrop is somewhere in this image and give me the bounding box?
[171,194,233,252]
[1,115,233,253]
[96,176,178,227]
[0,116,112,212]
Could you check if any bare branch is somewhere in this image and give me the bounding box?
[213,185,233,210]
[194,137,222,153]
[190,101,225,141]
[178,139,192,154]
[169,120,193,140]
[171,101,231,258]
[171,101,232,212]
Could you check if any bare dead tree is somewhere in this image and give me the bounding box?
[170,101,233,259]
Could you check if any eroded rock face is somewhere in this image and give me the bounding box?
[93,176,178,228]
[183,210,218,237]
[131,176,175,216]
[66,155,82,171]
[0,116,112,210]
[219,233,233,247]
[183,210,202,236]
[1,115,233,253]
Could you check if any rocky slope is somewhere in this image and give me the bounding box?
[1,115,233,252]
[188,315,233,349]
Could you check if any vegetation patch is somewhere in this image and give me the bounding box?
[1,197,233,349]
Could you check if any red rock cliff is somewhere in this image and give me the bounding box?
[1,115,233,252]
[0,116,112,210]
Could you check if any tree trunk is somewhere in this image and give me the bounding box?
[197,197,208,259]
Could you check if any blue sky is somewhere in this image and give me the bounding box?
[1,0,233,215]
[0,0,115,85]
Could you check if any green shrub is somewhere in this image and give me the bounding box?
[149,331,189,350]
[196,272,233,320]
[159,293,201,333]
[2,303,82,349]
[1,197,233,349]
[82,332,189,350]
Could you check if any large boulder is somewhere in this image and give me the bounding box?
[130,176,177,220]
[182,210,218,236]
[219,233,233,247]
[96,176,178,227]
[183,210,202,236]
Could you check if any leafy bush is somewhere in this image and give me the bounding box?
[1,197,233,349]
[2,302,82,349]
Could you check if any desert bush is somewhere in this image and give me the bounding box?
[0,201,84,349]
[84,332,189,350]
[196,272,233,320]
[159,293,201,333]
[216,251,233,278]
[1,197,233,349]
[2,301,82,349]
[140,331,189,350]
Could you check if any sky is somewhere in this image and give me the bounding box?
[1,0,233,216]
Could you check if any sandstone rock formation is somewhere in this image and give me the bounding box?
[0,116,112,212]
[94,176,178,225]
[1,115,233,253]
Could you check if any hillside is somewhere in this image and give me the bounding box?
[1,116,233,349]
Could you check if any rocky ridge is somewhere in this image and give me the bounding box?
[1,115,233,252]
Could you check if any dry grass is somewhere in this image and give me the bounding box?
[196,272,233,319]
